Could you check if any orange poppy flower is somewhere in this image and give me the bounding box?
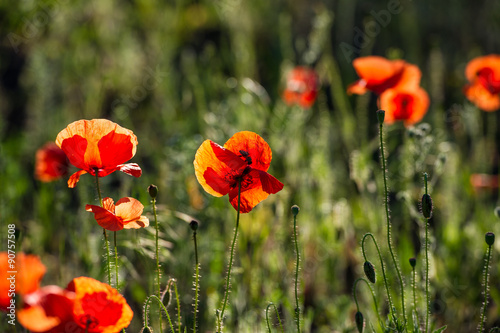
[55,119,142,188]
[18,277,133,333]
[194,131,284,213]
[86,197,150,231]
[378,86,430,126]
[464,55,500,111]
[35,142,69,182]
[282,67,319,108]
[347,56,422,95]
[0,252,46,311]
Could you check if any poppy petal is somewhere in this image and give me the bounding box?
[464,82,500,112]
[349,57,406,94]
[102,197,115,212]
[118,163,142,177]
[224,131,272,172]
[465,55,500,82]
[123,216,150,229]
[257,170,284,194]
[210,141,247,171]
[98,131,137,167]
[67,170,88,188]
[379,87,430,126]
[59,135,89,171]
[86,204,123,231]
[35,143,69,182]
[67,277,133,333]
[194,140,232,197]
[229,180,270,213]
[114,197,144,222]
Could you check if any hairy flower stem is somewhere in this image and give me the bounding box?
[293,211,301,333]
[362,233,395,323]
[114,231,119,288]
[217,179,242,332]
[378,122,406,325]
[410,262,419,331]
[94,171,112,286]
[479,242,493,333]
[266,303,284,333]
[192,224,200,333]
[353,278,385,331]
[151,196,163,333]
[423,175,430,333]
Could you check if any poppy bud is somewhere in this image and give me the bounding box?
[494,207,500,219]
[190,220,199,231]
[409,257,417,268]
[363,261,376,283]
[376,110,385,124]
[485,232,495,246]
[291,205,300,216]
[148,184,158,199]
[421,193,433,219]
[355,311,364,333]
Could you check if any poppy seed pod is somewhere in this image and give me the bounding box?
[485,232,495,246]
[291,205,300,216]
[409,257,417,268]
[421,193,433,219]
[355,311,364,333]
[148,184,158,199]
[363,261,376,284]
[190,220,199,231]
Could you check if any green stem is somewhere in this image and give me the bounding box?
[114,231,119,289]
[424,174,430,333]
[218,179,242,332]
[152,196,163,333]
[266,303,284,333]
[193,227,200,333]
[353,278,385,331]
[378,122,406,325]
[479,244,492,333]
[361,233,395,322]
[143,295,175,333]
[95,171,112,286]
[293,212,301,333]
[411,263,420,331]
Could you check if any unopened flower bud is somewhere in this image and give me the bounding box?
[148,184,158,199]
[190,220,199,231]
[291,205,300,216]
[409,257,417,268]
[421,193,433,219]
[355,311,364,333]
[363,261,376,284]
[485,232,495,246]
[376,110,385,124]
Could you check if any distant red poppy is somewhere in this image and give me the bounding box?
[55,119,141,188]
[86,197,149,231]
[35,142,69,182]
[464,55,500,111]
[379,87,430,126]
[18,277,133,333]
[283,67,319,108]
[0,252,46,311]
[470,173,499,190]
[347,56,421,95]
[194,131,284,213]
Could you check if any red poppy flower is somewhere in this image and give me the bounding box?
[347,56,422,95]
[282,67,319,108]
[0,252,46,311]
[35,142,69,182]
[378,86,430,126]
[470,173,499,190]
[464,55,500,111]
[55,119,142,188]
[86,197,149,231]
[18,277,133,333]
[194,131,284,213]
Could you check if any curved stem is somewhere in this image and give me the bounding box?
[174,280,181,333]
[353,278,385,331]
[378,122,406,324]
[293,211,301,333]
[218,179,242,332]
[94,171,112,286]
[362,233,395,321]
[193,228,200,333]
[479,244,492,333]
[266,303,284,333]
[143,295,175,333]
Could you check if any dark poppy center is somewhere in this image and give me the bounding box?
[79,314,99,330]
[393,94,414,120]
[477,67,500,94]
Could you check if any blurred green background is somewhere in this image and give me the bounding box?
[1,0,500,331]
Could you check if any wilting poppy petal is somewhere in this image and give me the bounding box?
[282,67,319,108]
[348,56,422,95]
[67,277,133,333]
[379,87,430,126]
[86,203,123,231]
[35,143,69,182]
[1,253,46,311]
[194,131,283,213]
[224,131,272,172]
[56,119,140,187]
